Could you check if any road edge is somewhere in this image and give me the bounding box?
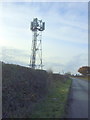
[64,78,73,118]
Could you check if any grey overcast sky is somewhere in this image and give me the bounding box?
[0,1,88,74]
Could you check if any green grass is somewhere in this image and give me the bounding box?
[75,76,90,81]
[30,78,72,118]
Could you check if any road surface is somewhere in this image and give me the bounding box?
[66,77,88,118]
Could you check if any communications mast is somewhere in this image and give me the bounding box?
[30,18,45,69]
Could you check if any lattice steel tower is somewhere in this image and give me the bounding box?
[30,18,45,69]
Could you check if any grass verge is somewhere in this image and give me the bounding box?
[30,77,72,118]
[75,76,90,81]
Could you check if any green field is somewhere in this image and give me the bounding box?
[75,76,90,81]
[30,76,72,118]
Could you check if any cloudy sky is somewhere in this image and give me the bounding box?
[0,1,88,74]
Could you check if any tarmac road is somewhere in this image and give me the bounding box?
[66,77,88,118]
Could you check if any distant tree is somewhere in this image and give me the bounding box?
[65,72,71,76]
[78,66,90,75]
[47,68,53,74]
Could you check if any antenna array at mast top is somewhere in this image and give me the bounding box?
[31,18,45,31]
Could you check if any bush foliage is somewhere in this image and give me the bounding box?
[2,62,48,118]
[78,66,90,75]
[2,62,70,118]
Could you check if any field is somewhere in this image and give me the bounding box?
[74,75,90,81]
